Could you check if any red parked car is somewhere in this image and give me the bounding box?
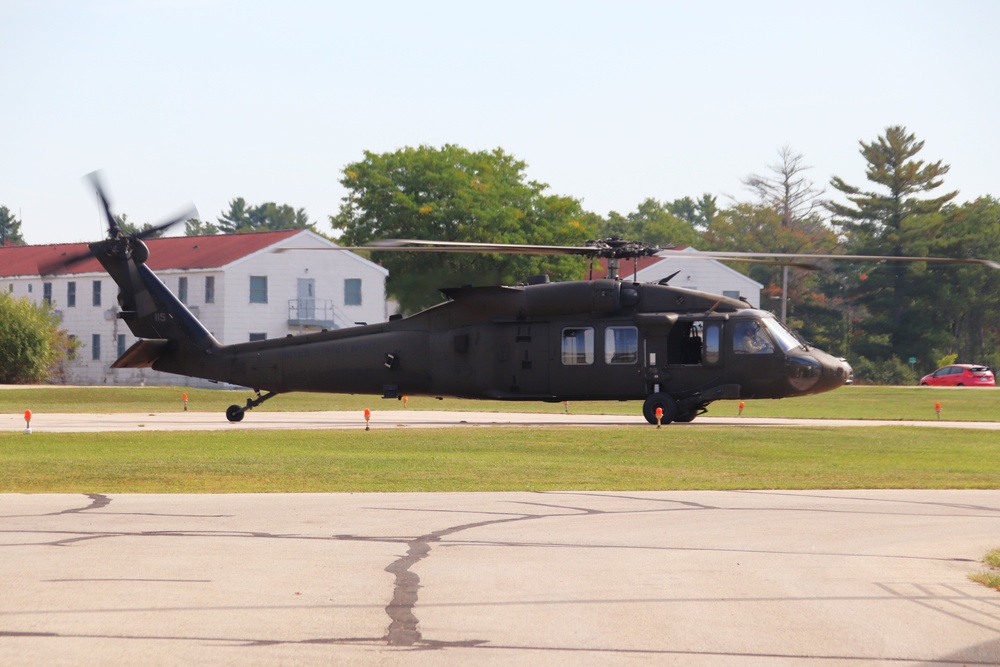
[919,364,995,387]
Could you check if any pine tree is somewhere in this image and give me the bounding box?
[827,125,957,361]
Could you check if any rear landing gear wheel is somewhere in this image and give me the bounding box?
[642,393,677,425]
[226,405,245,422]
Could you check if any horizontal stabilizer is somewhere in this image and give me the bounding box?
[111,339,170,369]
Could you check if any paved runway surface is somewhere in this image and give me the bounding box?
[5,409,1000,431]
[2,491,1000,665]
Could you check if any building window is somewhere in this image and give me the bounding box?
[205,276,215,304]
[93,280,102,306]
[43,282,52,305]
[28,284,32,293]
[67,281,76,308]
[723,290,740,301]
[117,334,127,357]
[561,327,594,365]
[92,334,101,361]
[178,276,188,304]
[249,276,268,304]
[344,278,362,306]
[249,332,267,342]
[605,326,638,364]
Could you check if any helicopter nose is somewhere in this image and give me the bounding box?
[787,351,852,395]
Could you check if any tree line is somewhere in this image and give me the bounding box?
[3,125,998,382]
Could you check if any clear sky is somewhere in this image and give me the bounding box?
[3,0,998,245]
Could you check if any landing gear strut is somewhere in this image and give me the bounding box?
[226,390,280,422]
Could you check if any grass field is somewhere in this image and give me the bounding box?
[1,423,998,493]
[2,385,998,493]
[2,384,999,421]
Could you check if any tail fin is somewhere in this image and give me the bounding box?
[59,173,220,369]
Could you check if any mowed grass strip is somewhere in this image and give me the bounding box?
[1,426,998,493]
[1,385,998,421]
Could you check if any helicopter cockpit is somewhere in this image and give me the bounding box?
[725,310,850,397]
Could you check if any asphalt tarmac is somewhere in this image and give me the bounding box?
[2,412,999,665]
[2,491,999,665]
[4,409,1000,432]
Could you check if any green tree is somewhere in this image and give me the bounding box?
[1,205,25,245]
[732,146,847,349]
[331,145,595,314]
[0,292,77,383]
[217,198,313,233]
[114,213,164,238]
[184,218,220,236]
[668,194,719,231]
[929,197,1000,369]
[827,125,958,361]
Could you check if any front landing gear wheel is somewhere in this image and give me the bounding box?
[642,393,677,425]
[226,405,245,422]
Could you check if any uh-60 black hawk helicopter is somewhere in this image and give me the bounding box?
[48,175,999,425]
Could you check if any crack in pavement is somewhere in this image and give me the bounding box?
[6,492,999,656]
[383,513,540,647]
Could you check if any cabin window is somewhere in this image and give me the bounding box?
[605,326,638,364]
[733,320,775,354]
[92,334,101,361]
[249,276,268,304]
[344,278,362,306]
[561,327,594,365]
[178,276,188,304]
[704,322,721,365]
[92,280,101,306]
[67,281,76,307]
[204,276,215,304]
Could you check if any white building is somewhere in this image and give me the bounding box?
[598,248,764,308]
[1,230,389,385]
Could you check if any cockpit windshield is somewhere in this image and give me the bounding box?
[761,316,804,353]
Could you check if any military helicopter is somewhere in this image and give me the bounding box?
[46,176,1000,425]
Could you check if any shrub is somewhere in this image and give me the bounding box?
[0,292,77,383]
[850,355,917,386]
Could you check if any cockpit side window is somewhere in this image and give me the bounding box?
[761,317,803,353]
[733,320,776,354]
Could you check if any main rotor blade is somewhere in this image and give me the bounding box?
[366,239,597,255]
[655,249,1000,270]
[274,239,999,271]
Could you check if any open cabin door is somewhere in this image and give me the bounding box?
[643,315,724,395]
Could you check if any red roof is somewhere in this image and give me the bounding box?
[595,255,667,279]
[0,230,303,277]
